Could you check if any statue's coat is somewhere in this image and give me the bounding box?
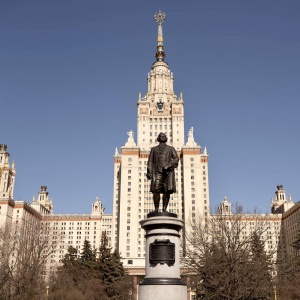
[147,144,178,193]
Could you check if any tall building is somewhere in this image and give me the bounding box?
[112,12,210,267]
[0,144,16,227]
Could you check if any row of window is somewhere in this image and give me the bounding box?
[52,221,97,226]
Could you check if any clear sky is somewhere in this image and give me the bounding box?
[1,1,300,215]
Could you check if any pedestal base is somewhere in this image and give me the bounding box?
[139,285,187,300]
[138,214,187,300]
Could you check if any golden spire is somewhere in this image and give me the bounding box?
[154,11,166,62]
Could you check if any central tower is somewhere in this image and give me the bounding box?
[137,11,184,151]
[112,12,210,267]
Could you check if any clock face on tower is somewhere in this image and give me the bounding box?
[156,100,164,112]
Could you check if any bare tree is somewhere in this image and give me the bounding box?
[0,220,55,299]
[182,208,274,300]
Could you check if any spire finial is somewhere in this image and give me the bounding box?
[154,11,166,45]
[154,11,166,61]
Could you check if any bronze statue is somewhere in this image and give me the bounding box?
[147,133,179,212]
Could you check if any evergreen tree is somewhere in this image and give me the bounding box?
[249,232,273,299]
[97,231,130,299]
[80,240,96,268]
[99,231,111,262]
[49,234,130,299]
[51,243,108,299]
[62,246,78,266]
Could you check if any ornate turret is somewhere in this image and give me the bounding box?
[219,196,232,215]
[0,144,8,152]
[91,196,104,217]
[0,144,16,200]
[271,185,294,214]
[37,186,53,214]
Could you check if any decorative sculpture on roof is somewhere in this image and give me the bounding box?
[188,127,194,139]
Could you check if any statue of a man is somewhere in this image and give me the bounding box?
[147,133,179,212]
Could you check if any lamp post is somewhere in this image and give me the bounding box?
[274,285,277,300]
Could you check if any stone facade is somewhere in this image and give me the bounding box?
[112,14,209,269]
[0,146,112,273]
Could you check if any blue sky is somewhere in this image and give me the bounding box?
[1,1,300,214]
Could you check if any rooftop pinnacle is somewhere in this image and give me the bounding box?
[154,11,166,62]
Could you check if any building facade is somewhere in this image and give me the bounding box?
[112,13,209,267]
[0,144,112,273]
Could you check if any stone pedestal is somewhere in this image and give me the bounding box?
[138,212,187,300]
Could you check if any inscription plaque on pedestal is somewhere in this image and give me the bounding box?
[149,239,175,266]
